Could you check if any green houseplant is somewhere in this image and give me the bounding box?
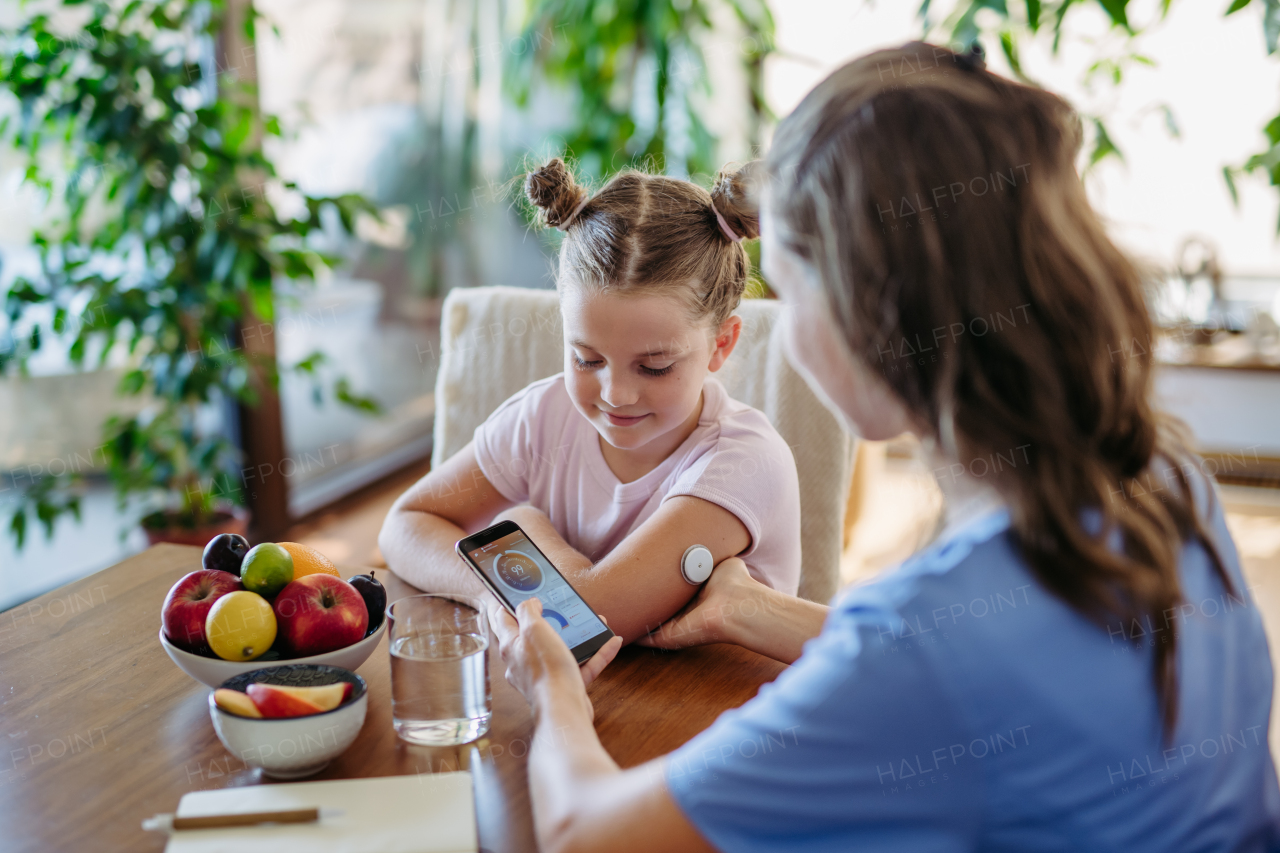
[920,0,1162,170]
[1223,0,1280,229]
[1,0,376,547]
[508,0,776,183]
[367,0,779,299]
[508,0,776,295]
[928,0,1280,216]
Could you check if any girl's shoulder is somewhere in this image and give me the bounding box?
[700,378,793,456]
[478,373,589,451]
[489,372,574,422]
[671,379,799,497]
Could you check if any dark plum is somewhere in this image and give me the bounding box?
[202,533,250,576]
[348,573,387,636]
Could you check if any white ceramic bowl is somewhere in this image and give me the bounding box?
[208,664,368,779]
[161,619,386,688]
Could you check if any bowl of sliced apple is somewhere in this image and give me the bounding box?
[209,664,368,779]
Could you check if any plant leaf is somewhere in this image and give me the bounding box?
[1223,166,1240,206]
[334,377,381,414]
[1088,117,1124,167]
[1000,29,1027,80]
[9,510,26,551]
[1096,0,1132,30]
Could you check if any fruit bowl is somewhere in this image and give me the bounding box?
[209,664,367,779]
[160,619,386,688]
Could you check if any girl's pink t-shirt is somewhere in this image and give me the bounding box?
[472,374,801,594]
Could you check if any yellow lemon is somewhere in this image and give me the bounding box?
[206,591,277,661]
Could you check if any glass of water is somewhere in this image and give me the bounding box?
[387,594,491,746]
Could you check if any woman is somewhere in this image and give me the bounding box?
[488,42,1280,852]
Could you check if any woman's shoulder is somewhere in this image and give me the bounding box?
[834,506,1018,618]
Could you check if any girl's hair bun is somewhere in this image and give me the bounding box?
[525,157,590,230]
[710,160,764,242]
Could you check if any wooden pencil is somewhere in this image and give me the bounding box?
[171,807,321,830]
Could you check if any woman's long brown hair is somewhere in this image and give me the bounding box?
[765,42,1231,737]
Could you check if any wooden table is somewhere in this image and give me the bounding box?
[0,545,786,852]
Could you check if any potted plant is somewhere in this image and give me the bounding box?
[508,0,776,182]
[506,0,776,296]
[1,0,377,548]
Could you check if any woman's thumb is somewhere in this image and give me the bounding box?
[516,597,543,627]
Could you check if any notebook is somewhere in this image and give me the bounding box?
[163,772,477,853]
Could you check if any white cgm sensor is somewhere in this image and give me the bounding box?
[680,544,715,585]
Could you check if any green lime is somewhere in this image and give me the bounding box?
[240,543,294,599]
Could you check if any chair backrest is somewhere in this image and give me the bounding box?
[432,286,854,603]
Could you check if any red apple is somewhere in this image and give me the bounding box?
[246,683,324,718]
[272,575,369,656]
[162,570,242,654]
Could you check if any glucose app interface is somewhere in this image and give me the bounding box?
[468,531,608,648]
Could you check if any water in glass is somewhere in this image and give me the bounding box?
[388,595,491,746]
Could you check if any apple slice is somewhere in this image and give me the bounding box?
[269,683,353,712]
[214,688,263,719]
[246,683,325,718]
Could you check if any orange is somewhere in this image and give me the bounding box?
[276,542,341,579]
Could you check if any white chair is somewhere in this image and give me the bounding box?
[431,285,856,604]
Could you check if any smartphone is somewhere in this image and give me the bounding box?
[456,520,616,664]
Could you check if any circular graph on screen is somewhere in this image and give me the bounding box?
[493,550,543,592]
[541,609,569,630]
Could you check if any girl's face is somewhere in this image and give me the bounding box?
[759,201,914,442]
[560,285,741,453]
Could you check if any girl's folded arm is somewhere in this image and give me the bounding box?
[492,505,594,576]
[378,441,515,599]
[554,495,751,644]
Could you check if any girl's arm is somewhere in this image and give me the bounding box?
[492,504,593,575]
[381,442,749,643]
[492,598,715,853]
[378,441,515,598]
[501,497,751,644]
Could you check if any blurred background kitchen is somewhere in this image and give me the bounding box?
[1,0,1278,645]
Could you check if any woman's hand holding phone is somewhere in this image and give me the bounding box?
[488,598,623,716]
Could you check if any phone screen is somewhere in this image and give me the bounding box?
[463,529,610,649]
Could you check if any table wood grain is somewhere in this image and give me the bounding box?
[0,544,786,853]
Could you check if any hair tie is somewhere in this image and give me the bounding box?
[557,194,591,231]
[955,41,986,73]
[711,202,744,243]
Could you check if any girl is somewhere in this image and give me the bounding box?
[379,158,803,643]
[487,42,1280,852]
